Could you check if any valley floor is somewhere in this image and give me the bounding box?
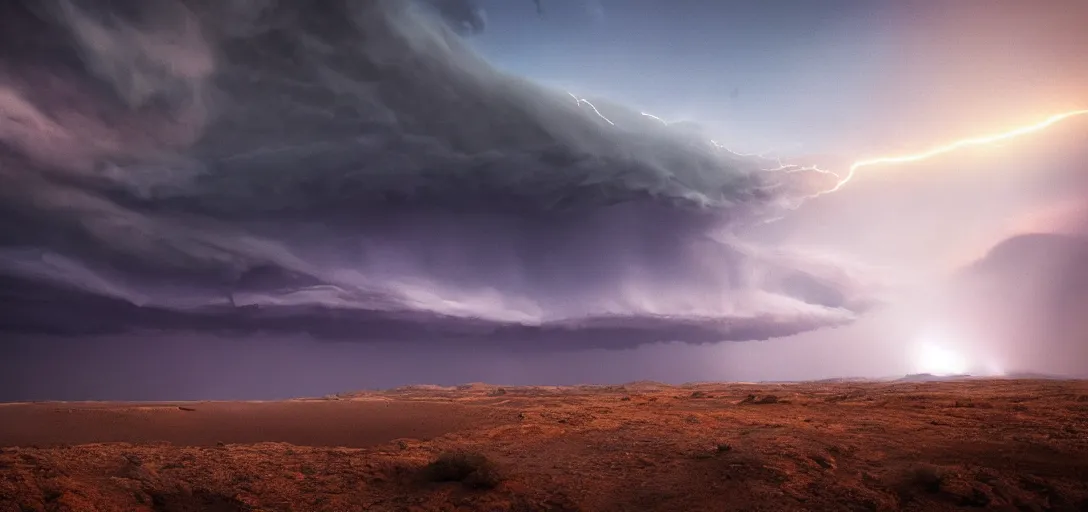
[2,380,1087,511]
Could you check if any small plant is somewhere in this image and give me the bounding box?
[906,464,944,494]
[716,443,732,453]
[739,394,780,405]
[42,489,63,502]
[424,451,502,489]
[690,391,709,399]
[488,388,508,397]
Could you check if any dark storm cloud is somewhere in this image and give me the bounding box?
[427,0,488,35]
[0,0,864,347]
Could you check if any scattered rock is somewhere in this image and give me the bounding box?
[119,459,160,485]
[955,487,991,507]
[808,453,836,470]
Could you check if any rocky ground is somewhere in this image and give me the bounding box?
[2,379,1088,511]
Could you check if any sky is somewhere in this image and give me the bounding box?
[0,0,1086,400]
[473,0,1088,156]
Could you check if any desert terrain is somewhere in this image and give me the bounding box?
[1,379,1087,512]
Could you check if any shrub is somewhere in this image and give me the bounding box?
[898,464,944,496]
[424,451,502,489]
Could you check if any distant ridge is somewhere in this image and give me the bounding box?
[1000,372,1070,380]
[808,377,879,384]
[622,381,673,391]
[895,373,973,382]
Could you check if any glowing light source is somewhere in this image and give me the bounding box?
[914,341,968,376]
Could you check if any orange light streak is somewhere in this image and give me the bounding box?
[567,92,1086,203]
[823,109,1088,193]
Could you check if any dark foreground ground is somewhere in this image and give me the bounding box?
[2,380,1087,511]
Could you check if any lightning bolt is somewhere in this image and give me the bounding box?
[821,109,1088,195]
[640,111,667,124]
[567,91,1087,205]
[567,92,614,126]
[640,110,784,163]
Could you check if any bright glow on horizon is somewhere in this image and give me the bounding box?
[914,340,969,376]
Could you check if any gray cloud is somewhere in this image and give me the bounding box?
[0,0,865,347]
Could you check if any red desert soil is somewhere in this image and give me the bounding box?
[1,380,1087,512]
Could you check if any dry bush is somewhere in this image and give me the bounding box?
[908,464,944,492]
[424,451,503,489]
[739,394,780,405]
[893,463,946,502]
[148,489,247,512]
